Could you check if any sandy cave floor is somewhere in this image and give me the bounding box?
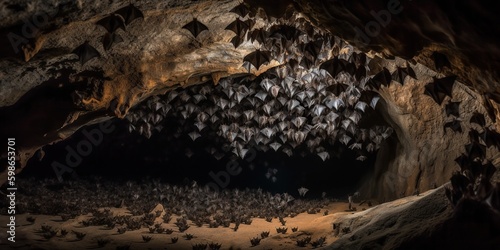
[0,201,374,250]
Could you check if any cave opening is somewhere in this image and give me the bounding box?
[21,78,396,200]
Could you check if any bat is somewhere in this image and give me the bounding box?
[469,112,486,127]
[351,52,367,68]
[480,128,500,149]
[454,153,470,171]
[465,142,487,160]
[320,57,348,78]
[391,63,417,85]
[326,83,348,96]
[230,36,244,48]
[303,40,323,60]
[71,41,100,65]
[468,129,480,143]
[249,28,269,44]
[444,119,462,133]
[96,14,126,33]
[359,90,380,109]
[423,75,457,105]
[182,18,209,38]
[445,101,460,117]
[225,18,250,38]
[229,3,250,17]
[269,24,302,41]
[243,49,271,70]
[367,68,392,90]
[115,3,144,26]
[102,32,123,51]
[482,161,497,181]
[355,65,366,81]
[431,51,451,71]
[299,57,313,69]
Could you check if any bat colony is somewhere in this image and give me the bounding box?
[65,3,498,186]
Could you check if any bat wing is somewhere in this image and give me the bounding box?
[326,83,348,96]
[405,63,417,79]
[469,112,486,127]
[481,128,500,148]
[424,83,446,105]
[182,18,208,38]
[434,75,456,97]
[465,142,487,160]
[482,161,497,180]
[102,33,123,51]
[391,67,408,85]
[72,41,100,65]
[343,61,356,76]
[115,4,144,25]
[230,36,243,48]
[299,57,313,69]
[243,50,270,70]
[445,101,460,117]
[454,153,470,171]
[368,67,392,89]
[230,3,250,17]
[444,120,462,133]
[320,57,341,78]
[225,18,249,37]
[431,51,451,71]
[270,24,302,41]
[355,66,366,81]
[250,28,268,44]
[96,14,126,33]
[304,40,322,59]
[352,52,367,67]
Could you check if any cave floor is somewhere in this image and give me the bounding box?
[0,201,375,250]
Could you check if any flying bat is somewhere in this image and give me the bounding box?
[469,112,486,127]
[115,3,144,25]
[445,101,460,117]
[102,32,123,51]
[243,49,271,70]
[230,36,244,48]
[229,3,250,17]
[468,129,480,143]
[444,119,462,133]
[269,24,302,41]
[96,14,126,33]
[320,57,348,78]
[480,128,500,149]
[250,28,269,44]
[431,51,451,71]
[303,40,323,60]
[391,63,417,85]
[182,18,209,38]
[71,41,101,65]
[326,83,348,96]
[465,142,487,160]
[355,65,366,81]
[423,75,457,105]
[351,52,367,68]
[367,68,392,90]
[225,18,250,38]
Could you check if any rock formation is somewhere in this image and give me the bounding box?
[0,0,499,201]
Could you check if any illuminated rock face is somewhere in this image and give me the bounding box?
[0,0,499,200]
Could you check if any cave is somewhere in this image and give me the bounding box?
[1,0,500,249]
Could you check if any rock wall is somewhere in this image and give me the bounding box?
[0,0,499,202]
